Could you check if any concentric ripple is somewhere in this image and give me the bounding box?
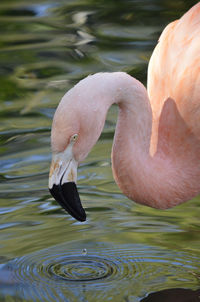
[1,243,199,301]
[47,256,117,281]
[12,251,122,286]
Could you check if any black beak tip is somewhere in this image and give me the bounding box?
[49,182,86,222]
[77,212,86,222]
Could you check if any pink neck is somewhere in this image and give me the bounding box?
[70,72,200,208]
[75,72,152,156]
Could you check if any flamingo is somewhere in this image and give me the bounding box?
[49,3,200,221]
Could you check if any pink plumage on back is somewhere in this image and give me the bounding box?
[148,3,200,140]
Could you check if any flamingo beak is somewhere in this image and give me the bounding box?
[48,151,86,222]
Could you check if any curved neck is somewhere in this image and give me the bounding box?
[71,72,152,160]
[53,71,200,210]
[55,70,200,210]
[66,72,200,209]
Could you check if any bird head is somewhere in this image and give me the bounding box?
[48,79,108,222]
[48,90,88,222]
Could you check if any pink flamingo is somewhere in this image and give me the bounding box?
[49,3,200,221]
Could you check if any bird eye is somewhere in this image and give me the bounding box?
[71,134,78,142]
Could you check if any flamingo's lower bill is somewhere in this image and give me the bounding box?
[49,182,86,222]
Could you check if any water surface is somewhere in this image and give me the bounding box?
[0,0,199,301]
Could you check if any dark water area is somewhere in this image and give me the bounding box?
[0,0,199,301]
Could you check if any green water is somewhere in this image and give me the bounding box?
[0,0,200,301]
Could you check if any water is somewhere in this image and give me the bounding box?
[0,0,199,301]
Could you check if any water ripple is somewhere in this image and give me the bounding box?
[47,256,117,282]
[0,242,199,301]
[13,252,122,286]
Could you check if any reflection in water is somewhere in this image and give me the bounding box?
[0,0,200,301]
[141,288,200,302]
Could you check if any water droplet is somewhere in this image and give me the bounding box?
[82,248,87,256]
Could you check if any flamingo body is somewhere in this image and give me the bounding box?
[49,3,200,221]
